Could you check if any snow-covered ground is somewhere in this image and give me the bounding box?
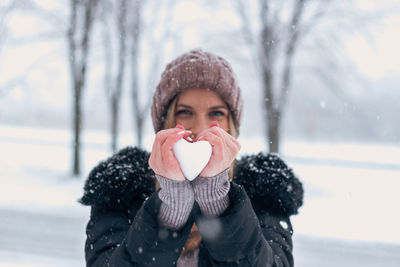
[1,124,399,266]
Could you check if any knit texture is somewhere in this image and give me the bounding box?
[156,168,231,230]
[151,49,243,133]
[193,168,231,217]
[156,174,194,230]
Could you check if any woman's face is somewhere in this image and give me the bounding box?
[175,88,229,139]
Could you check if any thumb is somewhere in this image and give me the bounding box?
[175,123,185,130]
[211,120,219,127]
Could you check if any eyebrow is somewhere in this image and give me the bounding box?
[176,104,228,110]
[209,105,229,110]
[176,104,193,109]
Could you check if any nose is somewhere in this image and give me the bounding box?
[190,115,210,139]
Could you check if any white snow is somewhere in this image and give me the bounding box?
[1,124,399,266]
[238,137,400,244]
[173,138,212,180]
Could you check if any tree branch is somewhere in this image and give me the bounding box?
[115,0,127,102]
[67,0,77,87]
[300,0,333,39]
[79,0,98,87]
[233,0,255,47]
[144,0,177,116]
[279,0,307,110]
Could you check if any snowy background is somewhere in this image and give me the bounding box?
[1,126,399,266]
[1,0,400,266]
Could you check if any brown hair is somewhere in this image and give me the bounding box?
[156,95,238,254]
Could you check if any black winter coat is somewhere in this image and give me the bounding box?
[80,147,303,267]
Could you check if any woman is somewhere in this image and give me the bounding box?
[80,49,303,266]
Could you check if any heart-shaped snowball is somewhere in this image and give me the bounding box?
[173,138,212,181]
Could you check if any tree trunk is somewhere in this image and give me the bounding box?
[110,0,127,153]
[111,95,119,153]
[267,108,281,153]
[262,66,281,153]
[129,0,142,148]
[69,0,79,176]
[102,9,113,153]
[259,1,281,153]
[68,0,98,176]
[73,79,82,175]
[136,113,144,149]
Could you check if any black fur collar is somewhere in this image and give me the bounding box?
[79,146,303,216]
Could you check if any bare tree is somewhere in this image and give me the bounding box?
[128,0,145,148]
[1,0,64,97]
[0,0,17,96]
[234,0,324,152]
[68,0,98,176]
[0,1,15,53]
[234,0,400,152]
[100,0,128,153]
[129,0,176,148]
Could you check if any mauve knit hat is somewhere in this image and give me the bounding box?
[151,49,243,133]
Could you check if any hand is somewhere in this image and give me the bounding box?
[148,124,192,181]
[195,121,241,177]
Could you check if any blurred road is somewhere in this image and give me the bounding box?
[0,208,87,267]
[0,208,399,267]
[293,234,400,267]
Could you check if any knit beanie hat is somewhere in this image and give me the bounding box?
[151,49,243,133]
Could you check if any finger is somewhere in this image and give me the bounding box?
[183,132,194,143]
[175,123,185,130]
[160,132,190,175]
[152,128,184,163]
[195,124,218,141]
[162,130,190,151]
[233,138,241,152]
[156,128,187,147]
[196,126,224,142]
[200,130,240,159]
[225,135,241,155]
[149,135,163,170]
[211,120,219,127]
[198,132,223,156]
[155,129,174,143]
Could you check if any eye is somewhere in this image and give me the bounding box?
[210,110,226,117]
[176,109,192,116]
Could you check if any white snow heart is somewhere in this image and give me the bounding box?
[173,138,212,181]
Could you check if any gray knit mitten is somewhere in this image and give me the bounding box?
[192,168,231,217]
[156,175,195,230]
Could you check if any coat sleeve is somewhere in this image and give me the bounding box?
[258,211,294,266]
[84,191,194,267]
[196,183,293,267]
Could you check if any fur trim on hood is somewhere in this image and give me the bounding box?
[233,153,303,216]
[79,146,303,216]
